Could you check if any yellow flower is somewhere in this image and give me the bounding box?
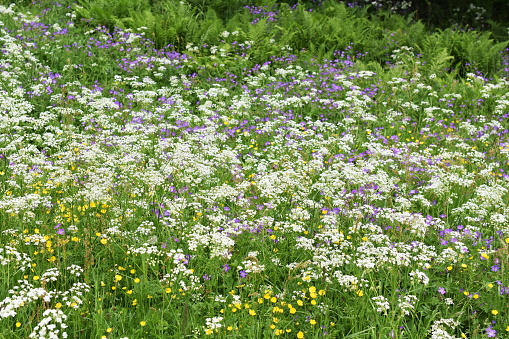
[492,310,499,315]
[249,309,256,316]
[140,321,146,326]
[205,329,213,335]
[15,322,21,328]
[310,319,316,325]
[297,331,305,338]
[100,238,108,245]
[106,328,112,333]
[114,275,122,282]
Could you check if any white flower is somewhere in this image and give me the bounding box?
[371,295,390,313]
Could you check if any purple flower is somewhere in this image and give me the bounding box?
[54,224,65,235]
[222,264,230,272]
[239,270,248,278]
[485,325,497,337]
[438,287,446,295]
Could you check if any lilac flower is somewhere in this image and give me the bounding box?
[485,325,497,337]
[222,264,230,272]
[438,287,446,295]
[239,270,248,278]
[53,224,65,235]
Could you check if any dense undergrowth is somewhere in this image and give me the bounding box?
[69,0,509,79]
[0,1,509,338]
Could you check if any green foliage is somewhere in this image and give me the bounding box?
[145,1,200,50]
[71,0,509,79]
[195,9,225,47]
[276,1,377,58]
[187,0,246,22]
[75,0,151,29]
[419,28,508,78]
[426,47,455,78]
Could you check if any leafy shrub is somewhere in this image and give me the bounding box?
[418,28,508,78]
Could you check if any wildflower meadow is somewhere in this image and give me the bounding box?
[1,0,509,338]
